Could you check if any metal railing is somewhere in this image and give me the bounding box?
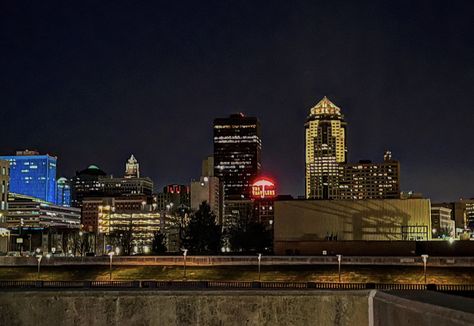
[2,255,474,267]
[1,280,474,292]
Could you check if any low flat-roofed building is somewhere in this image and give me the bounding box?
[7,193,80,229]
[274,199,431,254]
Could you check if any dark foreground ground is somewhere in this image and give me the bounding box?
[1,265,474,283]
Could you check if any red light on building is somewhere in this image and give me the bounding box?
[252,177,276,199]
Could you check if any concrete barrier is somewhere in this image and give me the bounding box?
[0,290,370,326]
[372,291,474,326]
[0,289,473,325]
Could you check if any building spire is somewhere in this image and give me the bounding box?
[125,154,140,178]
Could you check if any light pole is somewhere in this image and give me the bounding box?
[108,252,114,280]
[182,249,188,280]
[421,254,429,284]
[257,253,262,281]
[336,254,342,282]
[79,231,84,256]
[35,248,42,280]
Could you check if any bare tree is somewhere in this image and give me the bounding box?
[109,216,134,255]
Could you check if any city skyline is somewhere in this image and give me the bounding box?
[2,1,474,201]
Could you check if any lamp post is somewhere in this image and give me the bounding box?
[336,254,342,282]
[108,252,114,280]
[182,249,188,280]
[421,254,429,284]
[35,248,42,280]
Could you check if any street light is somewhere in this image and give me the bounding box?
[108,252,114,280]
[35,248,42,280]
[182,249,188,280]
[257,253,262,281]
[336,254,342,282]
[421,254,429,284]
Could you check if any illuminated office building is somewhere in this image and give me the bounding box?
[0,150,57,204]
[70,165,107,208]
[305,97,347,199]
[101,176,153,197]
[0,160,9,213]
[56,177,71,207]
[71,156,153,208]
[214,113,262,199]
[339,151,400,199]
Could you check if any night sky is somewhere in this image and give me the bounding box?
[1,1,473,201]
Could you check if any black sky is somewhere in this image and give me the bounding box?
[1,1,473,201]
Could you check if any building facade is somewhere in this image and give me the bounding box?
[101,176,153,197]
[97,200,179,253]
[191,176,222,223]
[70,165,107,208]
[71,158,153,208]
[56,177,71,207]
[190,156,223,223]
[156,185,190,211]
[430,206,455,237]
[214,113,262,199]
[6,193,80,229]
[274,199,432,254]
[433,200,474,234]
[339,151,400,199]
[305,97,347,199]
[81,195,153,233]
[0,160,9,213]
[0,150,57,204]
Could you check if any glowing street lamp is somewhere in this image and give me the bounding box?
[421,254,429,284]
[182,249,188,280]
[35,248,42,280]
[336,254,342,282]
[257,253,262,281]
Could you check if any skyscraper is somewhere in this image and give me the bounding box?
[214,113,262,199]
[125,154,140,178]
[56,177,71,207]
[70,165,107,208]
[0,150,57,203]
[305,97,347,199]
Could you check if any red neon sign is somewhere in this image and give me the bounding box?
[252,177,276,199]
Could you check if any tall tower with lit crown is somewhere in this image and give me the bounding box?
[305,96,347,199]
[125,154,140,178]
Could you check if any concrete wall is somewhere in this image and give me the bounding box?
[373,291,474,326]
[0,290,369,326]
[274,199,431,243]
[1,290,473,326]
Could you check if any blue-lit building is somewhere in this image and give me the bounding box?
[0,150,57,204]
[56,177,71,207]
